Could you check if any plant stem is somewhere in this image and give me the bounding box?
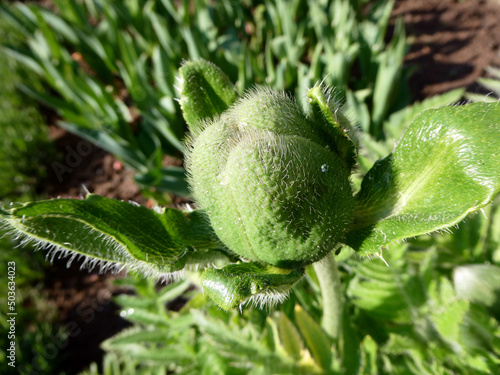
[312,251,343,340]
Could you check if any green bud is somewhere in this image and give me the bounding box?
[186,87,354,268]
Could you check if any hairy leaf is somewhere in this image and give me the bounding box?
[0,194,221,275]
[201,262,305,310]
[346,102,500,255]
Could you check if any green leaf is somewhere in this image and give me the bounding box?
[103,339,194,365]
[192,310,303,374]
[454,264,500,309]
[178,59,238,133]
[114,294,156,310]
[384,88,465,141]
[346,102,500,255]
[201,262,305,310]
[371,18,406,137]
[0,194,221,275]
[427,279,469,352]
[156,278,192,304]
[361,335,378,375]
[340,305,362,375]
[476,77,500,97]
[277,313,304,361]
[103,327,172,347]
[294,304,333,371]
[347,245,421,321]
[37,7,78,44]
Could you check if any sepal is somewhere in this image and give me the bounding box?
[307,86,358,170]
[201,262,305,310]
[177,59,238,133]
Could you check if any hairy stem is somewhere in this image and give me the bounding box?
[313,251,343,340]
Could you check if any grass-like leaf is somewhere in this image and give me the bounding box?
[294,304,333,372]
[277,313,304,361]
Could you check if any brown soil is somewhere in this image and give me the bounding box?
[42,258,132,375]
[36,127,138,374]
[38,128,182,373]
[394,0,500,100]
[46,125,148,204]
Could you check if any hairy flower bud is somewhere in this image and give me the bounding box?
[186,87,353,268]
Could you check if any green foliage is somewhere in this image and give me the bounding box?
[0,19,65,375]
[0,0,409,195]
[454,264,500,310]
[1,60,499,313]
[83,217,500,374]
[346,102,500,255]
[0,2,499,372]
[344,242,500,374]
[82,276,334,375]
[0,227,66,374]
[80,352,167,375]
[1,57,499,374]
[466,58,500,103]
[294,304,332,371]
[0,21,56,201]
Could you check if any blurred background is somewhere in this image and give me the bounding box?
[0,0,499,374]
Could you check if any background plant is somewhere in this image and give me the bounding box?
[0,21,65,375]
[79,231,500,375]
[466,55,500,103]
[1,0,409,197]
[0,21,56,201]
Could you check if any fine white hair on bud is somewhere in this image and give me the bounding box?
[186,86,355,269]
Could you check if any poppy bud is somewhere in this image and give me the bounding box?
[186,87,354,268]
